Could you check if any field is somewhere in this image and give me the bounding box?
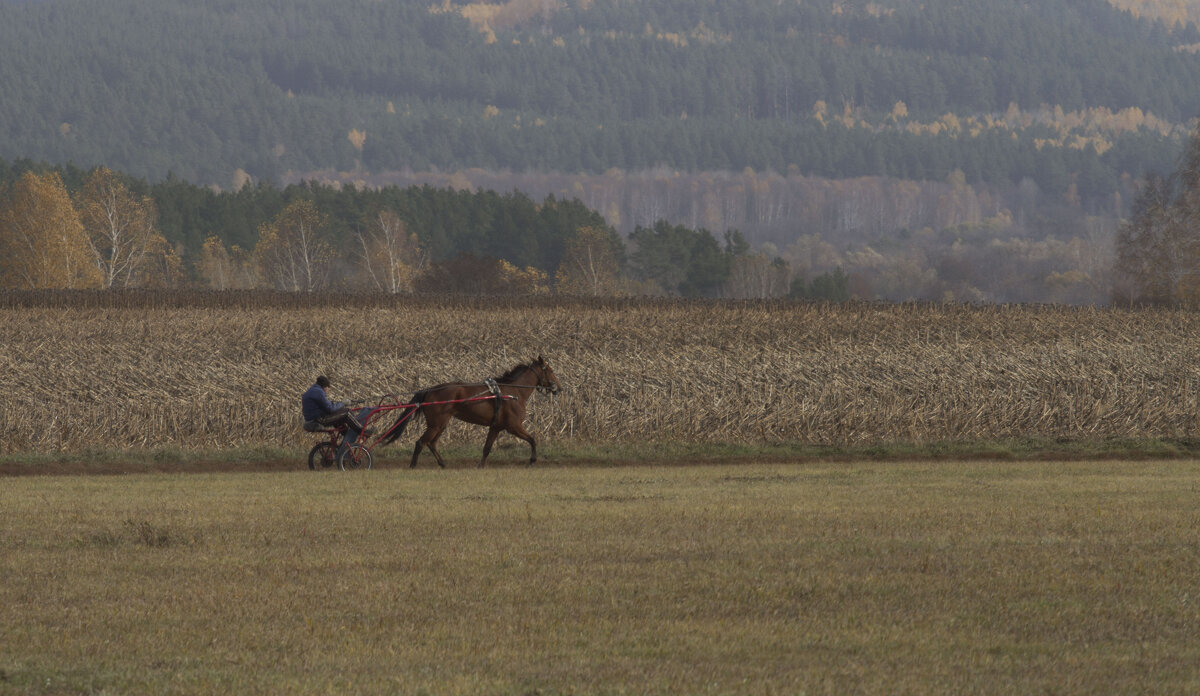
[4,293,1200,465]
[5,294,1200,693]
[3,461,1200,695]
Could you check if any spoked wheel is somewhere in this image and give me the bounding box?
[308,442,337,470]
[338,444,373,471]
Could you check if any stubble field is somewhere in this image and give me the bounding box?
[4,293,1200,463]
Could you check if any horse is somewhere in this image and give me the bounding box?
[379,356,561,468]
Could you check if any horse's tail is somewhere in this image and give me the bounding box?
[379,390,428,445]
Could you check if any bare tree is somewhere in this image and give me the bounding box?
[725,252,790,299]
[77,167,158,288]
[253,200,332,291]
[555,226,622,296]
[1112,125,1200,307]
[356,210,425,293]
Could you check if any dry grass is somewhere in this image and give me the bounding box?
[6,297,1200,457]
[2,461,1199,694]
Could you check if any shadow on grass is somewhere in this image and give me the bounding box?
[4,437,1200,476]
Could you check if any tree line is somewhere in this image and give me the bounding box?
[3,160,845,298]
[1,154,1145,304]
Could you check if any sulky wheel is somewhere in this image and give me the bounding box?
[338,444,373,471]
[308,442,337,470]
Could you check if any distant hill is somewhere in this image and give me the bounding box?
[1110,0,1200,28]
[0,0,1197,200]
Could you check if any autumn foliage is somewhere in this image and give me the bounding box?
[0,172,100,289]
[0,169,181,290]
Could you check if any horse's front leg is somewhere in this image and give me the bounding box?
[479,426,502,468]
[506,423,538,466]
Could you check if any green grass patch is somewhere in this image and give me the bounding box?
[3,461,1200,694]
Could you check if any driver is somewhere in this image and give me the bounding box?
[301,375,370,440]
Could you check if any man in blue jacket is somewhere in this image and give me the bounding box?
[301,375,368,440]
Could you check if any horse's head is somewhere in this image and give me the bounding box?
[531,355,561,395]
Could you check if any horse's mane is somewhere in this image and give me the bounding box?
[495,362,532,383]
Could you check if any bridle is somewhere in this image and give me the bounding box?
[497,362,558,395]
[528,362,559,395]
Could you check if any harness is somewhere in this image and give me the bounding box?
[484,378,504,426]
[469,365,549,427]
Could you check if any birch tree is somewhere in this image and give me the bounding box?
[253,200,332,291]
[356,210,425,293]
[196,236,254,290]
[554,226,622,296]
[76,167,159,288]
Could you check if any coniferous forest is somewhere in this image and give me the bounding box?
[2,0,1200,302]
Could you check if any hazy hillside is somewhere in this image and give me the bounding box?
[4,0,1200,304]
[0,0,1196,195]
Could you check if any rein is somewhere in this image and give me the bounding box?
[465,363,552,394]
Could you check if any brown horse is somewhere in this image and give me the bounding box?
[380,356,561,468]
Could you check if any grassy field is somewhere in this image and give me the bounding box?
[3,460,1200,695]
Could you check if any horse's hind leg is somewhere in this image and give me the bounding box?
[425,439,447,468]
[411,436,447,469]
[478,426,503,468]
[411,416,450,469]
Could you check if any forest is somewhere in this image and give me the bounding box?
[1,0,1196,192]
[3,0,1200,303]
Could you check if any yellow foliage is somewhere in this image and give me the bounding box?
[196,235,254,290]
[498,259,549,295]
[136,233,185,289]
[1108,0,1200,27]
[348,129,366,152]
[0,171,100,289]
[688,21,731,44]
[457,0,565,33]
[657,31,687,47]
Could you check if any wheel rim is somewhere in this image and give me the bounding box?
[308,442,336,470]
[339,445,373,471]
